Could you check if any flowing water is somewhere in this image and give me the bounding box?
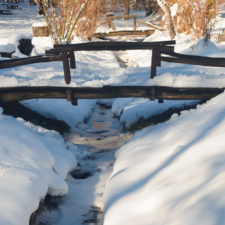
[32,100,132,225]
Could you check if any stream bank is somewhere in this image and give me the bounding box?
[31,100,131,225]
[0,98,203,225]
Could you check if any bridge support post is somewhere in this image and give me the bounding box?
[62,52,71,84]
[66,88,78,106]
[149,87,156,101]
[158,99,164,103]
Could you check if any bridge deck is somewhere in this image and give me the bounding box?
[0,86,223,105]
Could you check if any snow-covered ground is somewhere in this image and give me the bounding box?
[104,91,225,225]
[0,112,76,225]
[1,3,225,225]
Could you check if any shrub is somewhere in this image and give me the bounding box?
[38,0,103,44]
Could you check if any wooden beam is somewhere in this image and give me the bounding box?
[0,86,223,103]
[61,52,71,84]
[94,30,154,38]
[48,41,175,54]
[0,55,62,69]
[161,56,225,67]
[68,51,76,69]
[151,48,157,78]
[161,51,225,67]
[107,14,137,20]
[163,51,225,61]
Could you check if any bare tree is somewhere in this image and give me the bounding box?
[167,0,222,39]
[124,0,130,16]
[156,0,176,39]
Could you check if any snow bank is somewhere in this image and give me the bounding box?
[21,99,96,127]
[0,38,16,53]
[104,91,225,225]
[112,98,199,128]
[0,112,76,225]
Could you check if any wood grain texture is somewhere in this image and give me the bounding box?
[0,86,223,103]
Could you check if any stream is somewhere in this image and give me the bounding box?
[32,100,132,225]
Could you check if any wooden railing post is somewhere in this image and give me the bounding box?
[151,47,162,78]
[156,49,161,67]
[151,48,157,78]
[69,51,76,69]
[62,52,71,84]
[107,18,115,30]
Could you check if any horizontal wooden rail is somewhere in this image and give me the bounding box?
[107,14,137,20]
[94,30,154,38]
[0,86,223,103]
[0,55,62,69]
[46,41,176,84]
[161,51,225,67]
[151,49,225,80]
[161,56,225,67]
[48,41,175,53]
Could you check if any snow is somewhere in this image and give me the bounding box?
[103,92,225,225]
[0,113,76,225]
[171,3,178,17]
[32,21,47,27]
[21,99,96,127]
[1,24,225,89]
[1,3,225,225]
[0,40,15,53]
[112,98,199,128]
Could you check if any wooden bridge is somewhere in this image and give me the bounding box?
[0,40,225,105]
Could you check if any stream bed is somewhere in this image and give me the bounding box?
[32,100,131,225]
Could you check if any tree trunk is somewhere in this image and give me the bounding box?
[156,0,176,39]
[124,0,130,16]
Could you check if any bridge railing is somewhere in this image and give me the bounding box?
[45,40,176,84]
[0,54,61,69]
[1,40,225,88]
[150,49,225,79]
